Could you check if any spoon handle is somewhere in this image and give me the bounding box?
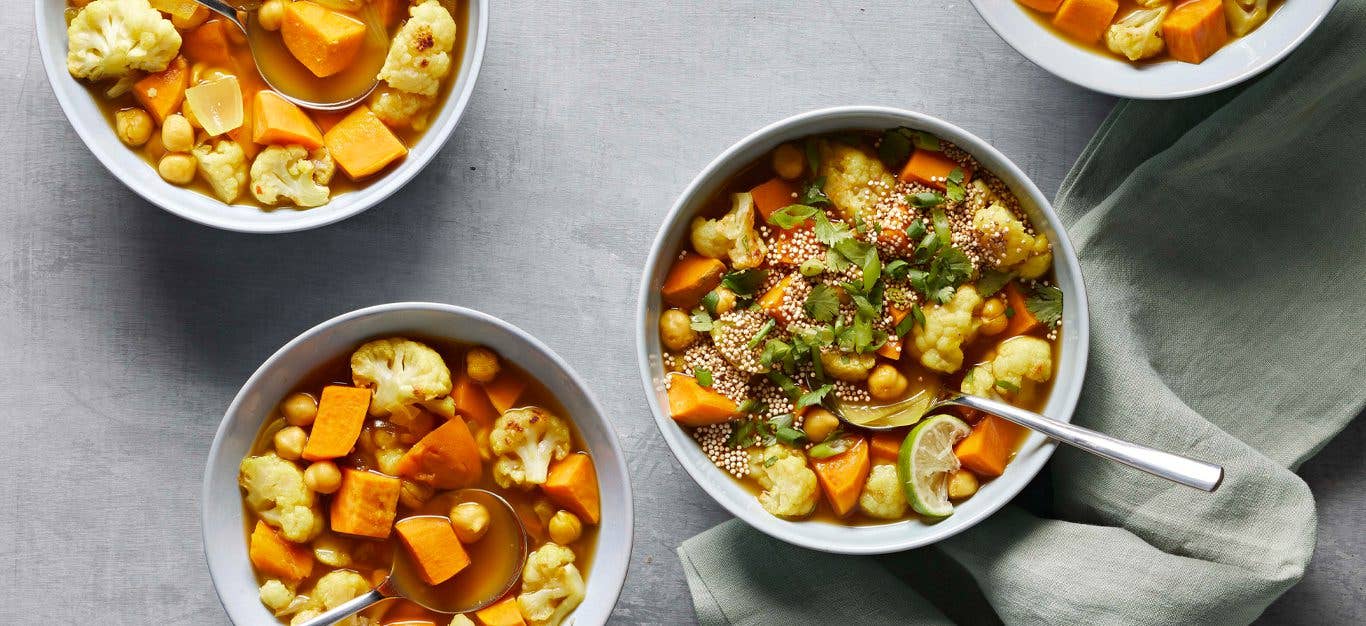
[296,585,389,626]
[944,394,1224,492]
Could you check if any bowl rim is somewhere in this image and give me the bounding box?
[33,0,490,233]
[201,302,633,623]
[634,106,1090,554]
[968,0,1338,99]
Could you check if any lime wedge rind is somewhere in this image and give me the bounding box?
[897,414,971,518]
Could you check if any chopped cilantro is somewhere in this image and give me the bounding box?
[1025,285,1064,326]
[746,318,776,349]
[976,269,1014,297]
[947,167,965,185]
[804,284,840,322]
[795,384,833,410]
[912,130,942,151]
[800,177,831,206]
[689,308,714,332]
[767,205,819,229]
[722,269,767,296]
[908,192,944,208]
[700,290,721,316]
[694,367,713,387]
[877,128,914,169]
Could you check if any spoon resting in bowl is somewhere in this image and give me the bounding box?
[296,489,528,626]
[825,390,1224,492]
[195,0,386,110]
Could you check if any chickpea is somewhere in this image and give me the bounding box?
[376,447,405,476]
[548,510,583,545]
[304,461,342,494]
[273,426,307,460]
[659,309,698,352]
[868,363,910,401]
[803,408,840,442]
[947,469,980,500]
[979,297,1008,336]
[449,501,490,543]
[159,152,196,184]
[258,0,286,31]
[772,143,805,180]
[181,101,201,130]
[710,287,737,315]
[161,114,195,153]
[982,297,1005,319]
[466,347,501,383]
[399,480,434,509]
[281,393,318,427]
[115,108,153,147]
[980,314,1008,336]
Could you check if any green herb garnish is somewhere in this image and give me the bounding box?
[747,318,776,349]
[689,308,714,332]
[803,283,840,323]
[800,177,831,206]
[700,290,721,316]
[1025,285,1064,326]
[976,269,1013,297]
[768,205,819,229]
[795,384,833,410]
[694,367,713,387]
[908,192,944,208]
[722,269,767,296]
[808,436,855,459]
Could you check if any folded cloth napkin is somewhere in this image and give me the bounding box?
[678,2,1366,623]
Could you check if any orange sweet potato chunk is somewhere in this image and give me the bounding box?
[661,253,726,308]
[395,516,470,586]
[810,437,870,517]
[475,597,526,626]
[302,385,372,461]
[281,1,367,78]
[253,91,324,149]
[394,417,482,489]
[899,148,973,191]
[955,416,1025,477]
[749,177,802,220]
[133,56,189,125]
[757,273,797,326]
[331,469,402,538]
[453,372,500,426]
[323,106,409,179]
[1052,0,1120,44]
[543,453,601,524]
[249,521,313,582]
[484,370,528,414]
[667,373,741,426]
[1163,0,1230,64]
[869,430,908,463]
[1019,0,1065,12]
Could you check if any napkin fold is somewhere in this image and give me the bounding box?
[678,2,1366,623]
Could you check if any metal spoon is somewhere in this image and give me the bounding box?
[826,391,1225,492]
[297,489,529,626]
[194,0,381,110]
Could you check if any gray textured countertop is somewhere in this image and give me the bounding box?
[1,1,1359,624]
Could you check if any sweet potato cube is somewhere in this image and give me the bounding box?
[381,600,443,626]
[281,0,367,78]
[133,56,189,125]
[394,417,482,489]
[899,148,972,191]
[323,106,409,179]
[770,221,816,266]
[661,253,726,308]
[543,453,601,524]
[1018,0,1065,12]
[1052,0,1119,43]
[667,373,741,426]
[475,597,527,626]
[395,516,470,586]
[955,416,1025,477]
[330,469,402,538]
[452,373,500,426]
[249,521,313,582]
[810,437,870,517]
[1163,0,1230,64]
[757,273,798,326]
[484,370,528,414]
[749,177,802,220]
[302,385,372,461]
[253,91,324,149]
[869,430,909,463]
[181,20,234,66]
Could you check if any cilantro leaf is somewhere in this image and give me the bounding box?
[804,283,840,322]
[795,384,833,410]
[947,167,965,185]
[946,180,966,203]
[813,215,853,246]
[689,308,714,332]
[877,128,914,169]
[700,290,721,316]
[912,131,942,151]
[976,269,1014,297]
[694,367,713,387]
[722,269,767,296]
[1025,285,1064,326]
[760,339,791,368]
[800,177,831,206]
[833,238,881,291]
[908,192,944,208]
[768,205,819,229]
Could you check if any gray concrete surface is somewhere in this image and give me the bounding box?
[0,1,1359,624]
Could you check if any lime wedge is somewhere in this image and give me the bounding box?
[897,414,972,517]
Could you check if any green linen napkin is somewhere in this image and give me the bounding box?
[678,2,1366,623]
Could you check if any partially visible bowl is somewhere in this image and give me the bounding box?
[635,106,1090,555]
[203,303,632,623]
[969,0,1336,99]
[34,0,488,233]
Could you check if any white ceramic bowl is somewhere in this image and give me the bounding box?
[636,107,1089,554]
[203,303,632,624]
[34,0,488,232]
[970,0,1336,99]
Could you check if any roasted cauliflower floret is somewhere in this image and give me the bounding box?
[858,463,909,519]
[1224,0,1269,36]
[819,348,878,382]
[376,0,458,97]
[193,139,248,203]
[963,336,1054,398]
[819,140,896,224]
[239,454,322,542]
[1105,6,1169,61]
[490,407,572,488]
[67,0,181,82]
[350,337,453,420]
[517,542,586,626]
[258,579,295,613]
[690,192,767,269]
[249,145,335,207]
[972,203,1052,279]
[910,285,983,374]
[748,445,818,518]
[287,570,375,626]
[369,87,436,131]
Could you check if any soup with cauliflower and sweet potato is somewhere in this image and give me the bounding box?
[1019,0,1282,64]
[63,0,467,210]
[239,338,598,625]
[657,129,1064,524]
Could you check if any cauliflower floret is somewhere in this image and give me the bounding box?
[376,0,458,97]
[910,285,984,374]
[748,445,818,518]
[193,139,247,203]
[249,145,334,207]
[517,542,586,626]
[819,140,896,224]
[286,570,375,626]
[349,337,452,420]
[1105,6,1169,61]
[971,203,1052,279]
[67,0,181,81]
[239,453,322,542]
[962,336,1054,398]
[858,463,909,519]
[369,87,436,131]
[1224,0,1269,37]
[690,192,767,269]
[490,406,572,488]
[258,579,295,613]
